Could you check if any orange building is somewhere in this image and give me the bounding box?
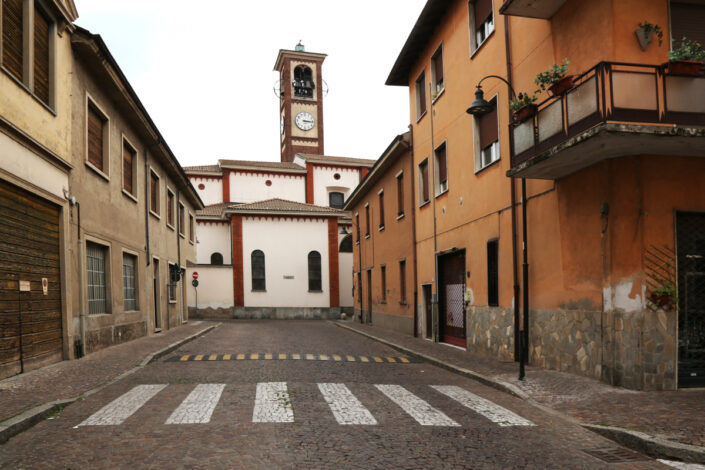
[353,0,705,390]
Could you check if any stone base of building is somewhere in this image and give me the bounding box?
[85,320,148,354]
[466,306,515,362]
[352,308,414,336]
[188,306,343,320]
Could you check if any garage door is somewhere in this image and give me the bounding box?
[0,178,63,380]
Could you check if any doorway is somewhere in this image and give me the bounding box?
[153,258,161,331]
[423,284,433,339]
[438,251,466,347]
[676,212,705,388]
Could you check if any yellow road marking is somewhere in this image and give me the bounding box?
[346,355,356,362]
[359,356,369,362]
[208,354,218,361]
[194,355,204,361]
[306,354,315,360]
[180,355,190,361]
[319,354,329,361]
[236,353,245,360]
[265,353,273,360]
[223,354,232,361]
[250,353,259,360]
[387,357,396,363]
[292,354,301,360]
[399,357,409,363]
[278,353,287,360]
[373,357,383,363]
[332,354,342,361]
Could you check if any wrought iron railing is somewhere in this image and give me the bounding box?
[510,61,705,168]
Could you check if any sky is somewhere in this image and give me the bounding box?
[72,0,428,167]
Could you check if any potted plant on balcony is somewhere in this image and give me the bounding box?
[510,92,538,122]
[667,37,705,76]
[635,21,663,51]
[648,281,677,311]
[535,59,573,96]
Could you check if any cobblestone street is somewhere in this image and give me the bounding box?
[0,321,672,469]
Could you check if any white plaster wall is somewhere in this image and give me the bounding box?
[313,166,360,207]
[190,176,222,206]
[242,217,329,307]
[339,253,353,307]
[229,172,305,203]
[186,266,233,309]
[196,222,231,265]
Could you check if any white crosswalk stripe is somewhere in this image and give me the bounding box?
[166,384,226,424]
[374,384,460,426]
[318,383,377,425]
[79,384,167,426]
[431,385,535,427]
[252,382,294,423]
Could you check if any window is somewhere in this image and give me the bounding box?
[418,159,430,204]
[2,0,24,81]
[329,191,345,209]
[470,0,494,53]
[415,71,426,119]
[380,265,386,302]
[293,65,314,98]
[167,264,178,303]
[123,253,137,311]
[487,240,499,306]
[33,5,50,104]
[87,101,108,174]
[435,142,448,195]
[399,260,407,303]
[189,214,195,243]
[365,204,370,237]
[179,203,185,236]
[149,170,160,215]
[378,191,385,229]
[86,242,108,314]
[211,252,224,265]
[166,189,175,228]
[396,172,404,218]
[339,234,353,253]
[355,213,360,243]
[671,2,705,48]
[308,251,322,291]
[122,139,137,197]
[477,99,499,170]
[431,45,444,96]
[251,250,265,291]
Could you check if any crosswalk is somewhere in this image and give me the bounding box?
[77,382,535,428]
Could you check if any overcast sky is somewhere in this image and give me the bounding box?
[72,1,427,167]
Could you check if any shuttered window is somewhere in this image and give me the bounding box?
[87,103,106,171]
[365,204,370,236]
[87,242,108,315]
[252,250,265,291]
[487,240,499,307]
[167,190,174,227]
[308,251,322,291]
[415,71,426,118]
[479,102,498,150]
[399,260,407,303]
[381,265,387,302]
[2,0,24,81]
[189,214,194,242]
[150,171,159,214]
[355,213,360,243]
[178,203,185,235]
[397,172,404,217]
[123,141,136,196]
[432,46,444,93]
[123,253,137,311]
[33,5,50,104]
[671,2,705,47]
[378,191,385,228]
[435,143,448,193]
[419,159,429,203]
[474,0,493,29]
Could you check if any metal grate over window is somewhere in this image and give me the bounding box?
[123,254,137,311]
[86,242,108,314]
[252,250,266,291]
[308,251,322,291]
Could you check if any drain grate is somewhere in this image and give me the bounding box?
[582,448,649,463]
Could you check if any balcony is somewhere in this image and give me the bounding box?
[499,0,569,19]
[508,62,705,179]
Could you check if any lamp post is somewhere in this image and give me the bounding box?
[466,75,529,381]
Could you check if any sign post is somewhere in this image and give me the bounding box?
[192,272,199,317]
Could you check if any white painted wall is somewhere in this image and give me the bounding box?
[339,253,353,307]
[242,217,330,307]
[229,172,305,203]
[312,166,360,207]
[186,266,233,309]
[196,222,231,265]
[190,176,222,206]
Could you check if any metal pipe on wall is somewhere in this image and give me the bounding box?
[408,124,419,338]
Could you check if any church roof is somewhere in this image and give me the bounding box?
[225,198,347,217]
[219,160,307,174]
[297,154,376,168]
[196,202,231,218]
[183,164,222,174]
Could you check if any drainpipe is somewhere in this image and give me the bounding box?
[429,82,439,343]
[176,189,182,324]
[145,150,151,266]
[76,201,86,358]
[409,125,419,338]
[519,178,530,380]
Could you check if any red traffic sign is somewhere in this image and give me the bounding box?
[192,272,199,280]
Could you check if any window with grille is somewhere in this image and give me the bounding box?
[431,45,444,96]
[150,171,159,215]
[329,191,344,209]
[487,240,499,306]
[476,99,499,170]
[400,260,407,303]
[252,250,266,291]
[123,140,136,196]
[381,265,386,302]
[419,159,430,204]
[87,102,107,172]
[397,172,404,217]
[179,204,185,235]
[211,252,224,265]
[167,190,175,227]
[470,0,494,53]
[415,71,427,119]
[308,251,322,291]
[189,214,194,242]
[378,191,385,229]
[123,253,137,311]
[435,142,448,194]
[293,65,315,98]
[86,242,108,314]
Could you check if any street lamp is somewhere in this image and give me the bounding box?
[466,75,517,116]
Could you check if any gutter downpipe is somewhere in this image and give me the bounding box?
[429,82,439,343]
[409,125,419,338]
[145,150,151,266]
[76,202,86,357]
[176,189,182,325]
[520,178,529,380]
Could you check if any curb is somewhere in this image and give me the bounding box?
[334,321,705,465]
[0,323,219,445]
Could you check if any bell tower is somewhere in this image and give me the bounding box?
[274,42,326,163]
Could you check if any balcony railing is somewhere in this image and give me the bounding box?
[510,61,705,170]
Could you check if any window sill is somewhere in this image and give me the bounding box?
[419,200,431,209]
[251,289,266,293]
[470,30,495,60]
[122,189,138,203]
[380,300,387,304]
[397,213,405,221]
[189,240,194,245]
[179,233,186,239]
[167,223,175,231]
[435,188,449,199]
[1,65,56,116]
[475,157,501,175]
[399,301,408,306]
[149,210,161,220]
[356,241,360,245]
[308,290,323,293]
[415,110,427,124]
[365,234,370,239]
[431,86,445,104]
[86,162,110,182]
[168,300,177,304]
[378,225,385,232]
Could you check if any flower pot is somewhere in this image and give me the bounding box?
[666,60,703,76]
[548,75,574,96]
[635,27,655,51]
[513,104,537,122]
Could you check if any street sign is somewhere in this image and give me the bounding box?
[42,278,48,295]
[192,272,199,280]
[19,280,30,292]
[192,279,199,288]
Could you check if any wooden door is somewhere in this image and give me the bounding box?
[0,179,63,379]
[423,284,433,339]
[438,251,466,347]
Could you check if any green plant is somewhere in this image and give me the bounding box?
[669,37,705,62]
[535,59,570,91]
[650,280,678,309]
[510,92,538,111]
[638,21,663,47]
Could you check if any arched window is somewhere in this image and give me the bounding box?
[210,252,224,265]
[308,251,322,291]
[339,234,353,253]
[293,65,314,97]
[329,191,345,209]
[251,250,266,291]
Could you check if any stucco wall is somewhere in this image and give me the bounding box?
[339,252,353,307]
[242,217,330,307]
[186,266,234,310]
[312,166,360,207]
[196,221,231,265]
[190,176,222,206]
[229,171,305,203]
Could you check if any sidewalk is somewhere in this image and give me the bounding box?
[0,321,218,442]
[336,321,705,465]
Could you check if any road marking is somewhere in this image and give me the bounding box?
[346,355,356,362]
[79,384,166,426]
[250,353,259,360]
[400,357,409,363]
[359,356,369,362]
[319,354,329,361]
[375,384,459,426]
[318,383,377,425]
[208,354,217,361]
[194,355,204,361]
[306,354,315,360]
[431,385,535,427]
[264,353,273,360]
[373,357,383,363]
[292,354,301,360]
[169,354,418,363]
[237,354,245,360]
[332,354,342,361]
[166,384,225,424]
[223,354,231,360]
[278,353,287,360]
[180,355,189,361]
[387,357,397,363]
[252,382,294,423]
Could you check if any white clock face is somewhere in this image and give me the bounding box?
[280,115,285,135]
[295,112,315,131]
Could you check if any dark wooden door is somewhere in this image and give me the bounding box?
[438,251,466,347]
[0,179,63,379]
[423,284,433,339]
[153,258,160,330]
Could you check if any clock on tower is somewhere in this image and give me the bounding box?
[274,42,326,163]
